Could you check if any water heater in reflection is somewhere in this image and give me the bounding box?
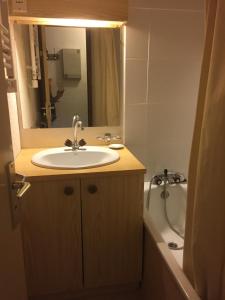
[61,49,81,79]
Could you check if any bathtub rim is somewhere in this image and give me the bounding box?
[143,218,200,300]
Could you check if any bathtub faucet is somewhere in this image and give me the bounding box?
[151,170,187,186]
[163,168,169,183]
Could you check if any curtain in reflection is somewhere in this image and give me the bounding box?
[183,0,225,299]
[89,29,120,126]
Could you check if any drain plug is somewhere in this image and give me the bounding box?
[168,242,178,249]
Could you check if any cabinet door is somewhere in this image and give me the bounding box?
[22,179,82,297]
[81,174,144,288]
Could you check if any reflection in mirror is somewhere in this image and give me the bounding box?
[13,24,121,128]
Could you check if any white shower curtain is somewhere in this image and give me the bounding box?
[90,29,120,126]
[183,0,225,299]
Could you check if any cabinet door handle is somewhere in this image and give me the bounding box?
[88,185,98,194]
[64,186,74,196]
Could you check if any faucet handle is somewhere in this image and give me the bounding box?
[64,139,73,147]
[78,139,86,147]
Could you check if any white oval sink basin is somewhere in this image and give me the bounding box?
[31,146,120,169]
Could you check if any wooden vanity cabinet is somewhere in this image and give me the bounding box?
[22,179,83,296]
[81,174,143,288]
[22,173,144,297]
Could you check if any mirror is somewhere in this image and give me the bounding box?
[13,23,121,128]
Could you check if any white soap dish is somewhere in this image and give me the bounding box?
[109,144,124,150]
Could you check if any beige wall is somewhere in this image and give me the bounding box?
[7,93,21,158]
[20,126,121,148]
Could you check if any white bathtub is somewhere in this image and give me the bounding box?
[143,182,200,299]
[144,182,187,268]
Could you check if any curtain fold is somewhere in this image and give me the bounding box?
[90,29,120,126]
[183,0,225,299]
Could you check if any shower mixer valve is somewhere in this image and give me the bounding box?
[146,169,186,242]
[152,169,187,186]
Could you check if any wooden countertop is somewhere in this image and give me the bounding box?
[15,147,146,181]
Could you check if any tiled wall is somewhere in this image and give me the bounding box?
[124,0,205,179]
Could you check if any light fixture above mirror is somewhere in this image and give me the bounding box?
[10,16,125,28]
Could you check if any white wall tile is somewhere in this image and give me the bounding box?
[147,140,191,177]
[125,59,148,104]
[125,104,148,144]
[126,26,149,59]
[126,8,150,59]
[125,103,149,167]
[147,11,204,61]
[148,57,202,104]
[147,101,196,143]
[147,10,204,106]
[129,0,204,11]
[125,1,204,177]
[127,144,149,170]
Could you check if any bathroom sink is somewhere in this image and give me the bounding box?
[31,146,120,169]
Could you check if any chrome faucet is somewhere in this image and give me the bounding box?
[64,114,86,150]
[151,169,187,186]
[72,115,83,150]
